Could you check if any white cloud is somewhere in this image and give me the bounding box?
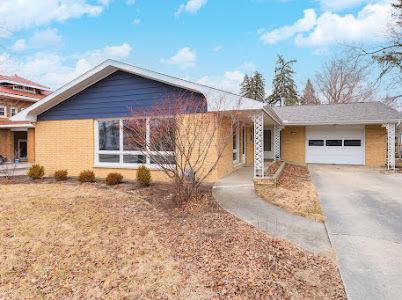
[175,0,207,17]
[197,70,244,94]
[213,45,223,53]
[11,39,27,51]
[241,61,256,72]
[30,28,63,48]
[126,0,136,5]
[260,9,317,44]
[0,43,132,89]
[319,0,369,11]
[260,2,392,47]
[295,3,392,47]
[0,0,107,34]
[132,18,141,25]
[161,47,197,68]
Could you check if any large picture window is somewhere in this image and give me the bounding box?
[95,118,175,168]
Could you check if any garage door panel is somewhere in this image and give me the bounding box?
[306,125,364,165]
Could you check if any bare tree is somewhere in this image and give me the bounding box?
[315,56,374,104]
[301,79,320,105]
[125,95,240,203]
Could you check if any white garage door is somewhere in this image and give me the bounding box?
[306,125,365,165]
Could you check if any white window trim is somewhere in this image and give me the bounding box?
[94,118,175,170]
[10,107,18,117]
[0,105,6,117]
[233,126,240,164]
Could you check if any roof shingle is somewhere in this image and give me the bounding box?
[272,102,402,125]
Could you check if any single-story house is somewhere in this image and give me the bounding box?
[11,60,402,181]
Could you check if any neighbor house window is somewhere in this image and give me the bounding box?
[344,140,361,146]
[309,140,324,146]
[95,118,175,168]
[0,106,6,117]
[326,140,342,146]
[10,107,18,116]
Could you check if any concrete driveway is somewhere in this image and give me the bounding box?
[309,165,402,300]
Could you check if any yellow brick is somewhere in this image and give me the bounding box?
[365,125,387,167]
[281,126,305,164]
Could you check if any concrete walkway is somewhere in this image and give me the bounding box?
[310,165,402,300]
[0,163,30,177]
[212,167,332,256]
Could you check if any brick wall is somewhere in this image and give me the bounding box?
[365,124,387,167]
[27,128,35,163]
[0,129,13,159]
[35,115,241,182]
[0,98,33,120]
[280,126,306,164]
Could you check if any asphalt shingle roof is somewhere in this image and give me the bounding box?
[271,102,402,125]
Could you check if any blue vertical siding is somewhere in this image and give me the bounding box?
[38,70,206,120]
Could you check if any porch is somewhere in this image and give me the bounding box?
[0,124,35,163]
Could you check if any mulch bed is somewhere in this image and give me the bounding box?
[0,178,344,298]
[266,160,282,176]
[256,164,324,222]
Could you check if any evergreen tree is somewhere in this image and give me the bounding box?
[301,79,320,105]
[252,71,265,101]
[240,72,265,101]
[240,75,253,99]
[267,55,299,106]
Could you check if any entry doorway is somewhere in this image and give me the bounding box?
[13,130,28,161]
[264,128,274,160]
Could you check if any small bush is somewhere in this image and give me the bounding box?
[54,169,68,181]
[106,172,123,185]
[137,165,151,186]
[78,170,96,183]
[28,164,45,180]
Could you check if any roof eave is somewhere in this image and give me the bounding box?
[282,119,402,126]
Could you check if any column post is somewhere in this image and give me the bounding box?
[384,123,396,170]
[253,111,264,178]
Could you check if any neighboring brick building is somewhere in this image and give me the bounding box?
[0,75,50,163]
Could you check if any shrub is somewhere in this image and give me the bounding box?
[137,165,151,186]
[54,169,68,181]
[28,164,45,180]
[78,170,96,183]
[106,172,123,185]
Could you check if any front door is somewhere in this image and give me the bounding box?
[18,139,27,160]
[264,129,273,159]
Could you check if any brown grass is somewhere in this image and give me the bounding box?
[256,164,324,222]
[0,182,343,298]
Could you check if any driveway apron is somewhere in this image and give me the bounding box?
[309,165,402,300]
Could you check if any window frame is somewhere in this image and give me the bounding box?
[10,107,18,117]
[94,118,175,170]
[0,105,7,117]
[344,139,362,147]
[308,139,324,146]
[325,139,342,146]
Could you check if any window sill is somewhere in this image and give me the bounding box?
[94,163,173,171]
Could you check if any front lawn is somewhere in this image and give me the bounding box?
[0,181,344,298]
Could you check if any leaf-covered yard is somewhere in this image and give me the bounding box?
[0,182,345,299]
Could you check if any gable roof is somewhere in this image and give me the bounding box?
[0,74,50,91]
[11,60,280,123]
[272,102,402,125]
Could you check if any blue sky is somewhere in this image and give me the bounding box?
[0,0,393,95]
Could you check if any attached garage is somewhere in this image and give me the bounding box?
[306,125,365,165]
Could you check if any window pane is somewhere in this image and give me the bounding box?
[309,140,324,146]
[0,107,5,115]
[264,130,271,151]
[99,120,120,151]
[123,154,146,164]
[150,118,175,151]
[123,119,146,151]
[150,154,175,165]
[99,154,120,163]
[344,140,361,146]
[326,140,342,146]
